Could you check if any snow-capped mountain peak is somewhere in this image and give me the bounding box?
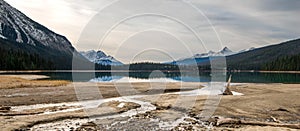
[96,51,107,59]
[80,50,123,66]
[239,47,256,53]
[194,47,236,58]
[220,47,232,54]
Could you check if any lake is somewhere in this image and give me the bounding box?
[2,71,300,83]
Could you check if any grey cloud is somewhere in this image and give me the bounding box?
[249,0,300,11]
[5,0,300,63]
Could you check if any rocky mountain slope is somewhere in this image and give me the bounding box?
[0,0,74,53]
[0,0,89,69]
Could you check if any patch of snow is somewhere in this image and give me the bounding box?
[174,88,223,96]
[170,83,244,96]
[0,34,6,39]
[230,83,247,86]
[4,93,28,97]
[158,115,188,130]
[4,13,23,43]
[239,47,256,53]
[11,102,81,112]
[231,91,244,96]
[0,22,2,32]
[31,119,89,131]
[117,103,125,108]
[15,30,23,43]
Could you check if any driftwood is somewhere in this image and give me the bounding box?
[216,117,300,129]
[223,75,233,95]
[270,116,282,123]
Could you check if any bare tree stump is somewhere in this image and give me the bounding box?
[223,75,233,95]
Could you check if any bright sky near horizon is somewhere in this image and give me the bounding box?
[5,0,300,63]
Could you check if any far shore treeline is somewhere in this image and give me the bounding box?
[1,47,300,71]
[0,38,300,71]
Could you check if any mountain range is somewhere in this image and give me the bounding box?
[80,50,123,66]
[171,47,254,65]
[171,40,300,71]
[0,0,299,71]
[80,47,245,66]
[193,47,236,58]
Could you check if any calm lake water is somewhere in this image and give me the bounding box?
[2,71,300,83]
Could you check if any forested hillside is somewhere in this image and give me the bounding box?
[226,38,300,71]
[0,45,54,70]
[263,54,300,71]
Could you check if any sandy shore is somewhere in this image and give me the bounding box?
[0,75,50,80]
[0,75,69,89]
[0,75,299,130]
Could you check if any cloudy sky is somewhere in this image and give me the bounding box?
[5,0,300,63]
